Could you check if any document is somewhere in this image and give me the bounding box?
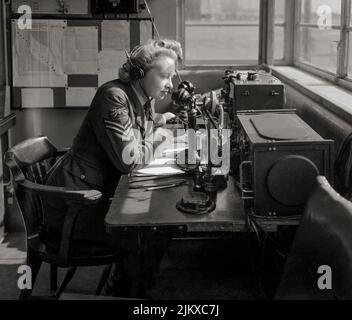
[12,19,67,87]
[98,50,125,86]
[101,20,130,51]
[21,88,54,108]
[140,20,153,43]
[64,26,99,74]
[134,157,185,176]
[66,87,97,107]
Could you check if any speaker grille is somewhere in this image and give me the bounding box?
[266,155,319,206]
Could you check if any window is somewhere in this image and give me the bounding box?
[183,0,260,65]
[347,3,352,77]
[295,0,341,74]
[274,0,286,61]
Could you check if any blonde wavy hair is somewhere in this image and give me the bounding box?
[119,39,183,82]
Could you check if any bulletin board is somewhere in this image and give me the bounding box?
[11,18,154,108]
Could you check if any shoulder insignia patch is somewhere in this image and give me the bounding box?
[109,106,129,121]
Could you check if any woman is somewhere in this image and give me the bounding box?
[43,39,183,296]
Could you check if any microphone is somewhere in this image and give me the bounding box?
[171,81,195,106]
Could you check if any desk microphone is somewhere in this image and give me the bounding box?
[171,81,195,107]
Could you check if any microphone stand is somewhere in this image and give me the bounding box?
[198,102,220,194]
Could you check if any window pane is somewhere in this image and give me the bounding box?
[185,0,260,23]
[275,0,286,24]
[297,27,339,73]
[274,27,285,60]
[185,0,260,64]
[348,34,352,77]
[300,0,341,25]
[185,26,258,63]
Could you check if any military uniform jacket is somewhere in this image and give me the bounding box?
[44,79,167,242]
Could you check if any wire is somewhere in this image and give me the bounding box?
[143,0,161,40]
[143,0,183,83]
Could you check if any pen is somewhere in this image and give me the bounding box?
[129,179,187,189]
[146,182,188,191]
[129,174,185,183]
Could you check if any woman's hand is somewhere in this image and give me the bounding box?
[162,112,176,123]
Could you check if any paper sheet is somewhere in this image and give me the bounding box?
[98,50,125,86]
[64,26,98,74]
[134,157,185,176]
[21,88,54,108]
[66,87,97,107]
[101,20,130,51]
[12,19,67,87]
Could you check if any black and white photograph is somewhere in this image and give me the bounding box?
[0,0,351,310]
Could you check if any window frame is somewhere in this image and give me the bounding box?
[178,0,291,69]
[293,0,352,91]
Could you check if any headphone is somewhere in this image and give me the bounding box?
[124,49,145,81]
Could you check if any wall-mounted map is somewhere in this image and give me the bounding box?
[11,18,153,108]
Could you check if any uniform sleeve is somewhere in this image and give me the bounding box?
[96,88,165,173]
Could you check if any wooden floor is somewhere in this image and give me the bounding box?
[0,232,287,300]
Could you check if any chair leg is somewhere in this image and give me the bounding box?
[18,254,42,300]
[95,264,113,296]
[50,265,58,292]
[55,266,77,299]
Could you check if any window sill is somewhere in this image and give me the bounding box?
[272,66,352,124]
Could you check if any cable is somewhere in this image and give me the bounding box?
[143,0,160,40]
[143,0,183,83]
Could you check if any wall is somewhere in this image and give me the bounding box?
[279,81,352,156]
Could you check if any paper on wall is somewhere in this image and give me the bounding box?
[64,26,99,74]
[21,88,54,108]
[98,50,125,86]
[140,20,153,43]
[66,87,97,107]
[12,19,67,87]
[101,20,130,51]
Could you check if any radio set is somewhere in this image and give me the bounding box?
[171,70,334,217]
[223,70,285,115]
[235,110,334,216]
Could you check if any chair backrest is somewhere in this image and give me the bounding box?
[275,176,352,299]
[5,136,60,238]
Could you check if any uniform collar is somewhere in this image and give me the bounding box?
[130,81,154,109]
[119,81,142,116]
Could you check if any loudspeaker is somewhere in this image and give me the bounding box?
[236,110,334,216]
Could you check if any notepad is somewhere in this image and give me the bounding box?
[134,158,185,176]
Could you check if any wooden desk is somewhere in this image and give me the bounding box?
[105,173,300,235]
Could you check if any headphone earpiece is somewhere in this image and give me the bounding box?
[124,49,145,80]
[130,65,145,80]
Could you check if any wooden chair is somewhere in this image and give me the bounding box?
[275,176,352,299]
[5,136,119,299]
